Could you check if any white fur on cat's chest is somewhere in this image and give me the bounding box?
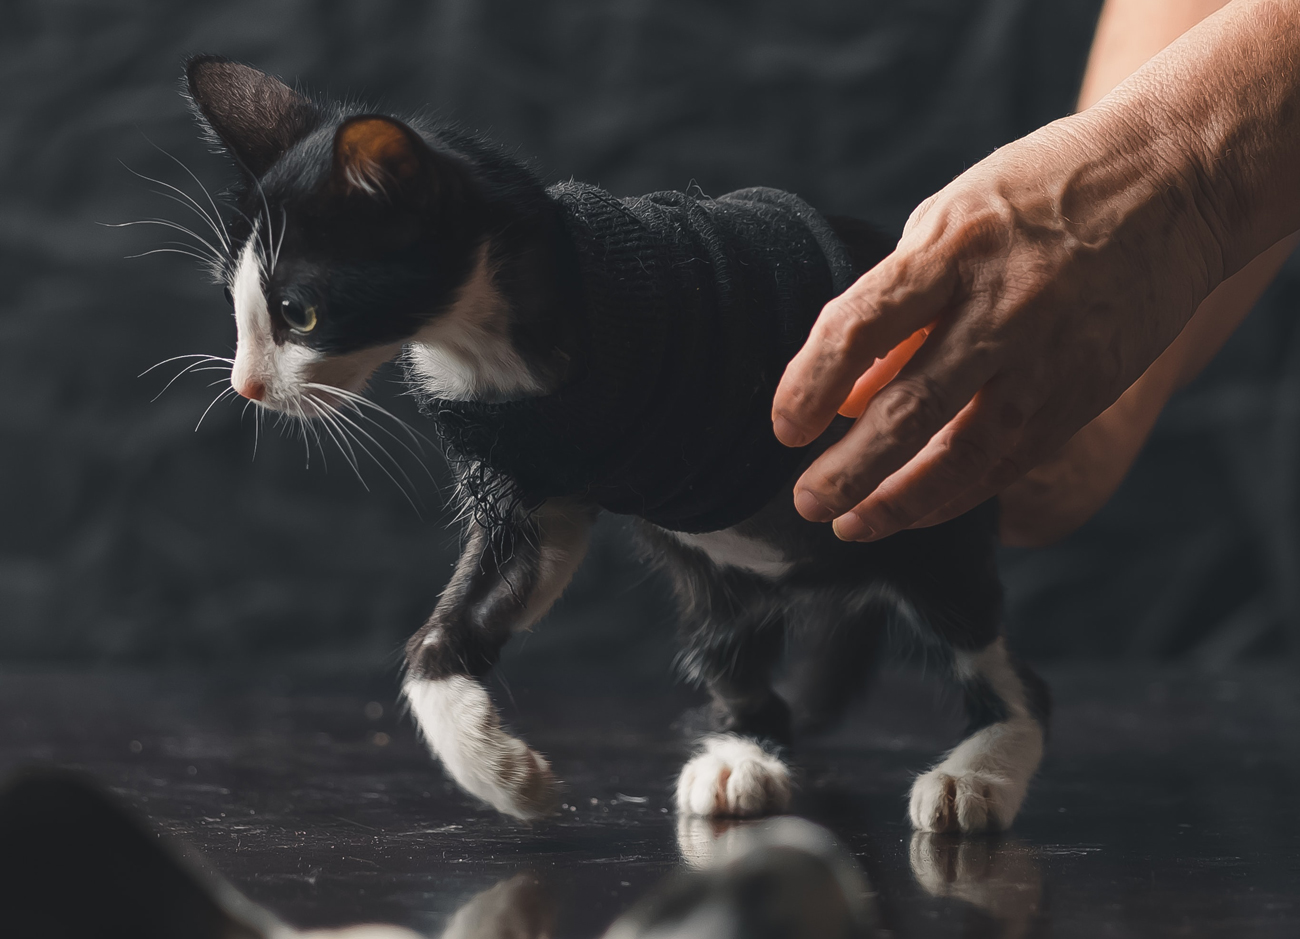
[662,527,794,578]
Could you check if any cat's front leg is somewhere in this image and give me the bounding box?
[908,637,1050,833]
[403,499,594,819]
[668,566,794,819]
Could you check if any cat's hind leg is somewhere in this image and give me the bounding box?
[403,500,594,820]
[908,636,1050,833]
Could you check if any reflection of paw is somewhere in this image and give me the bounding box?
[616,818,879,939]
[404,676,560,820]
[440,872,556,939]
[675,734,792,818]
[908,769,1019,833]
[295,929,424,939]
[909,833,1041,939]
[675,814,753,869]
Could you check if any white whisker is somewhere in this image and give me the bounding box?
[195,385,238,432]
[272,205,287,273]
[132,140,234,254]
[296,400,327,471]
[303,381,435,450]
[344,405,435,482]
[326,401,424,508]
[242,399,264,462]
[148,189,231,252]
[145,355,233,402]
[303,383,434,474]
[101,218,225,264]
[124,246,215,265]
[309,395,369,491]
[322,398,423,513]
[248,173,277,277]
[139,353,234,378]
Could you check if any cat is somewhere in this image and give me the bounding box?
[181,55,1049,834]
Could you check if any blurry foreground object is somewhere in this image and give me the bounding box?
[0,769,876,939]
[607,816,880,939]
[0,768,421,939]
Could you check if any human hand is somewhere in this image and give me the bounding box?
[772,105,1226,541]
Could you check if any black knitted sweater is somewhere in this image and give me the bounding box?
[428,181,854,534]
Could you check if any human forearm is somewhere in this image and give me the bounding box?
[1078,0,1233,111]
[1094,0,1300,278]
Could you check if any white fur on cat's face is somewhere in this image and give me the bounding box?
[228,237,399,414]
[229,237,542,411]
[230,238,313,408]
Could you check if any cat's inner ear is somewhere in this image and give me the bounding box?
[332,116,439,202]
[185,55,320,178]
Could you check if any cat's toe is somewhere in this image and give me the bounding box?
[675,734,792,818]
[908,769,1013,833]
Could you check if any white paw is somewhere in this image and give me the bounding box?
[404,676,559,820]
[909,768,1017,833]
[675,734,792,818]
[908,720,1042,833]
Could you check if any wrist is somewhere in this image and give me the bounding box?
[1092,0,1300,279]
[1078,99,1229,294]
[1034,103,1228,311]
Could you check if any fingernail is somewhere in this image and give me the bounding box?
[772,413,810,448]
[794,489,835,522]
[833,511,874,542]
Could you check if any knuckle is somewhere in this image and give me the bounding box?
[938,434,994,482]
[823,257,942,350]
[821,290,881,354]
[876,253,946,312]
[806,467,866,513]
[985,455,1025,489]
[867,493,912,530]
[936,194,1008,249]
[876,376,950,447]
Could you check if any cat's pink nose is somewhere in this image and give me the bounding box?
[235,377,266,401]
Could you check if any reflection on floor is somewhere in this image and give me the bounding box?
[0,665,1297,937]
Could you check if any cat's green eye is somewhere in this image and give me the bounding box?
[280,299,318,334]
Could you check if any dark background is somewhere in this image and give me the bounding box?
[2,0,1297,678]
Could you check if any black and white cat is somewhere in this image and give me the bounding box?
[182,56,1049,834]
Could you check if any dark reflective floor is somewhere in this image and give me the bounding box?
[2,663,1298,937]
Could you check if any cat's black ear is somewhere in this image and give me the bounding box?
[331,115,461,205]
[185,55,320,178]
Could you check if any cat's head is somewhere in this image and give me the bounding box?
[185,56,539,416]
